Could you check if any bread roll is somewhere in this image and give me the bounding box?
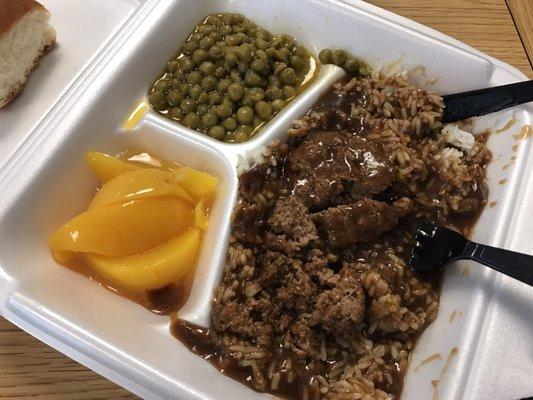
[0,0,56,108]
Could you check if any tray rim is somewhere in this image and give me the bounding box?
[0,1,530,400]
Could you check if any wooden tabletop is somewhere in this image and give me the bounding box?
[1,1,532,399]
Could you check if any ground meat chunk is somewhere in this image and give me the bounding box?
[312,197,413,247]
[286,131,393,208]
[255,250,291,287]
[268,196,318,249]
[313,275,365,336]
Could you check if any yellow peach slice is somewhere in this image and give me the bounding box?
[49,197,193,258]
[171,167,219,200]
[193,199,210,230]
[86,228,201,291]
[86,151,141,183]
[88,168,193,210]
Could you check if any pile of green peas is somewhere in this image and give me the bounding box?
[148,13,314,143]
[318,49,371,76]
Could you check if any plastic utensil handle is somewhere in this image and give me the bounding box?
[442,80,533,123]
[462,241,533,286]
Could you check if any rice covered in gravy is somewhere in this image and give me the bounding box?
[173,75,491,400]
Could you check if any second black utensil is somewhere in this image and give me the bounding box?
[442,79,533,123]
[409,222,533,286]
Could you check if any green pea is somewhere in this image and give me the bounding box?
[192,49,208,65]
[265,86,282,100]
[205,15,221,25]
[271,36,283,48]
[250,58,266,73]
[168,107,183,120]
[180,57,195,73]
[187,71,202,85]
[255,29,269,41]
[230,69,242,82]
[235,125,252,142]
[331,49,347,65]
[166,60,179,72]
[208,45,224,60]
[214,66,227,79]
[198,91,209,104]
[279,47,291,57]
[202,112,219,128]
[166,90,183,106]
[360,64,372,76]
[178,82,190,96]
[279,67,296,84]
[225,50,239,66]
[273,62,287,76]
[343,57,359,74]
[198,61,216,75]
[271,98,285,112]
[216,102,233,118]
[197,24,214,34]
[199,36,214,50]
[244,71,261,86]
[180,98,197,113]
[318,49,332,64]
[255,100,272,119]
[268,76,281,88]
[149,90,167,110]
[273,49,288,63]
[290,55,305,71]
[221,14,233,25]
[220,24,232,35]
[154,80,171,92]
[228,83,244,101]
[236,32,250,44]
[209,125,226,140]
[201,76,218,91]
[255,49,267,60]
[237,106,254,124]
[190,33,204,42]
[217,79,232,92]
[222,117,238,131]
[209,91,223,105]
[225,35,240,46]
[248,87,264,101]
[237,62,250,74]
[182,112,201,129]
[197,104,209,116]
[209,36,222,47]
[189,85,203,100]
[280,34,294,47]
[181,41,198,55]
[254,38,269,50]
[265,47,275,58]
[170,78,181,89]
[237,46,253,62]
[282,85,296,99]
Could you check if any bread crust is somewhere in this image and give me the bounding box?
[0,39,55,108]
[0,0,47,37]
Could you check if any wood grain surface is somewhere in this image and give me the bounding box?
[1,1,532,399]
[506,0,533,68]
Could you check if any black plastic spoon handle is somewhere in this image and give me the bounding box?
[460,240,533,286]
[442,80,533,123]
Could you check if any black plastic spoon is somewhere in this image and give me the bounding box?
[442,80,533,123]
[408,222,533,286]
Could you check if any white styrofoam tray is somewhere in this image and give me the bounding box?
[0,1,531,399]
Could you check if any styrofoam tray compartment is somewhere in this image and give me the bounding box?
[0,0,531,400]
